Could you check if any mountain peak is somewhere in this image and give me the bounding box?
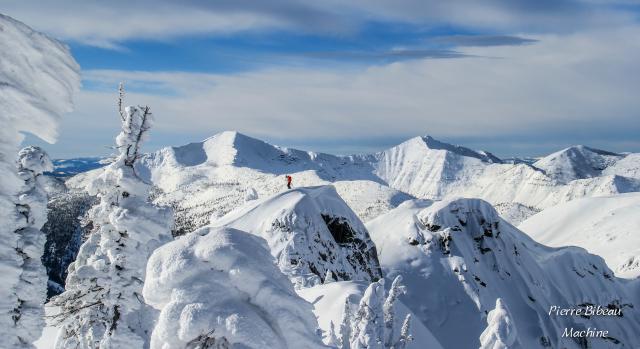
[534,144,623,183]
[213,185,383,287]
[395,135,502,163]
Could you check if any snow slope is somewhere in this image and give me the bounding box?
[212,186,382,288]
[367,198,640,348]
[519,193,640,279]
[297,281,444,349]
[603,153,640,179]
[372,135,501,199]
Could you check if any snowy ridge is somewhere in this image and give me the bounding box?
[67,131,640,228]
[367,197,640,348]
[519,193,640,279]
[213,185,382,287]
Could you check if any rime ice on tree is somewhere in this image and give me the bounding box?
[51,85,173,348]
[0,14,80,348]
[479,298,518,349]
[347,276,413,349]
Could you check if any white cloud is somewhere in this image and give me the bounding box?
[53,25,639,156]
[1,0,636,48]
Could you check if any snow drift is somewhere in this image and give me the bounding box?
[143,226,327,349]
[213,185,382,288]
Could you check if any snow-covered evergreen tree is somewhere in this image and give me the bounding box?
[51,85,173,348]
[339,298,353,349]
[479,298,518,349]
[0,14,80,348]
[383,276,406,347]
[327,321,339,347]
[351,280,386,349]
[9,146,54,347]
[395,314,413,349]
[348,277,413,349]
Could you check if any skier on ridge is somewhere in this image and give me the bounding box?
[286,175,293,189]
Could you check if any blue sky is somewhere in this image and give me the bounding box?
[4,0,640,158]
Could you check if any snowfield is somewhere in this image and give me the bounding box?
[519,193,640,279]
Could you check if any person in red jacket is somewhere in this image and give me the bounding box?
[286,175,292,189]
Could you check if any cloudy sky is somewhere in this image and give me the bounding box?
[3,0,640,158]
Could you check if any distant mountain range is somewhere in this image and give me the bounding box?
[41,131,640,348]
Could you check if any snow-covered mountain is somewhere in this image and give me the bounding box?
[67,131,413,235]
[533,146,624,184]
[519,193,640,279]
[212,186,383,287]
[66,131,640,229]
[369,137,640,223]
[39,130,640,348]
[366,197,640,348]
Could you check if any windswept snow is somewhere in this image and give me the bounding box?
[519,193,640,279]
[212,185,382,287]
[0,13,80,144]
[143,226,327,349]
[367,197,640,348]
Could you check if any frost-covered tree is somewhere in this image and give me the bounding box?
[50,85,173,348]
[339,298,353,349]
[326,321,339,347]
[479,298,518,349]
[351,280,385,349]
[0,14,79,348]
[348,277,413,349]
[394,314,413,349]
[383,276,406,347]
[9,146,54,347]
